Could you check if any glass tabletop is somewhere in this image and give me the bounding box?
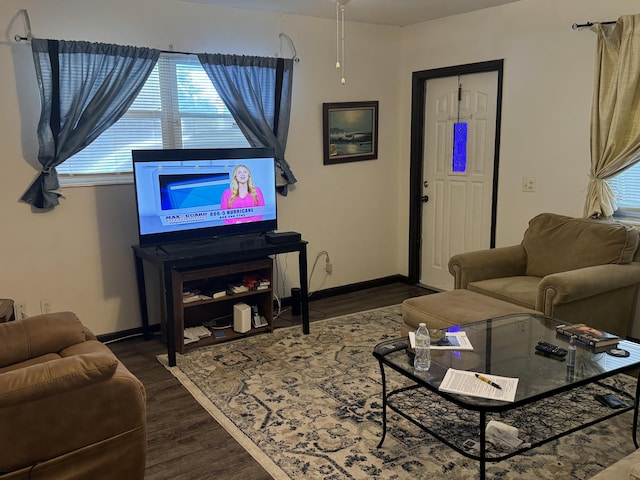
[374,313,640,408]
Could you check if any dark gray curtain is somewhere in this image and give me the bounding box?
[197,54,296,195]
[23,38,160,209]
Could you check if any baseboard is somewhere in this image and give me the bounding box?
[97,324,160,344]
[278,274,435,307]
[293,274,412,304]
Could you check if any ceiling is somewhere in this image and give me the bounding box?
[179,0,523,27]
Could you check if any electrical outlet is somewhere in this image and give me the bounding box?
[522,177,536,192]
[14,302,28,320]
[325,262,333,274]
[40,299,53,314]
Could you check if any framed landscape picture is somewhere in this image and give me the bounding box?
[323,101,379,165]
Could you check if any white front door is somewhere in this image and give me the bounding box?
[419,71,498,291]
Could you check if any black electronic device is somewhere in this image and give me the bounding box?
[265,231,301,244]
[290,287,301,316]
[594,393,627,409]
[535,341,568,358]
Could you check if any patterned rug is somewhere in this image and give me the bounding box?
[158,305,638,479]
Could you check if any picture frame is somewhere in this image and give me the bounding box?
[323,101,379,165]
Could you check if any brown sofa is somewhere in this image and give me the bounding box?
[448,213,640,337]
[0,312,146,479]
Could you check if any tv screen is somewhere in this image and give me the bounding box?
[132,147,277,247]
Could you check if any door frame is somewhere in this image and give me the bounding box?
[408,59,504,284]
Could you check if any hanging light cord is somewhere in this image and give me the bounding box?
[335,1,347,85]
[340,3,346,84]
[336,2,341,70]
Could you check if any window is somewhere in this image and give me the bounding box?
[610,165,640,218]
[59,54,249,186]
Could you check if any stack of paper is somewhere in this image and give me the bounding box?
[408,331,474,350]
[184,326,212,344]
[439,369,519,402]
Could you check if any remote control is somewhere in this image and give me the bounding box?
[535,341,568,357]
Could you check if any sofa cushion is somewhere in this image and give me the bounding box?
[467,276,540,310]
[401,289,541,335]
[522,213,639,278]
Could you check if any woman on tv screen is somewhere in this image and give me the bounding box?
[220,164,265,224]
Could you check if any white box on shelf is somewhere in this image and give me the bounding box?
[233,302,252,333]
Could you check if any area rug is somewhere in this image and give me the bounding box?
[158,305,638,479]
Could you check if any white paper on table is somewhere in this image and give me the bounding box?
[439,368,519,402]
[408,331,474,350]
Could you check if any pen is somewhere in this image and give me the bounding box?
[475,373,502,390]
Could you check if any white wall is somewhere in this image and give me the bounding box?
[0,0,402,334]
[397,0,640,248]
[1,0,638,335]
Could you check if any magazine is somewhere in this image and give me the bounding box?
[408,331,474,350]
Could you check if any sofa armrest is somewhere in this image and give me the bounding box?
[538,263,640,308]
[0,353,145,475]
[448,245,527,289]
[0,312,87,368]
[0,352,118,407]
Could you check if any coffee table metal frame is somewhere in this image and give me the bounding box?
[373,314,640,480]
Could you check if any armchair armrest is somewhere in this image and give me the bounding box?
[448,245,527,289]
[538,262,640,308]
[0,352,118,408]
[0,312,88,368]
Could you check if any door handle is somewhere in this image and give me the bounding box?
[421,195,429,203]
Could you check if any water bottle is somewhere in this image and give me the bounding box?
[414,323,431,371]
[566,335,576,369]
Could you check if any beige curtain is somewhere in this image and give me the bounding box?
[584,14,640,218]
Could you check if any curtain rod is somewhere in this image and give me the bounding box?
[13,9,32,42]
[13,35,195,55]
[13,35,301,63]
[12,8,300,62]
[572,21,616,30]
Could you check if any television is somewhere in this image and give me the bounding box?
[132,147,278,247]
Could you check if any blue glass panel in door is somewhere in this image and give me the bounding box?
[452,122,468,173]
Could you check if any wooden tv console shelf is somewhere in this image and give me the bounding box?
[172,258,274,354]
[132,233,309,366]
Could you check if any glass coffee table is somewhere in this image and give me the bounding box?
[373,313,640,480]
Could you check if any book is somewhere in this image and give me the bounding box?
[555,323,619,349]
[242,274,271,290]
[184,326,212,344]
[200,282,228,299]
[227,283,249,294]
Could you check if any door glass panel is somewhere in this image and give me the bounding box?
[452,122,468,173]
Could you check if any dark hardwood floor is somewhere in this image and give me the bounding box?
[107,282,430,480]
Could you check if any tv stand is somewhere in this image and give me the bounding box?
[155,244,170,255]
[132,233,309,367]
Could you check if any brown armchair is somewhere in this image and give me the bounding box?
[0,312,146,479]
[448,213,640,337]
